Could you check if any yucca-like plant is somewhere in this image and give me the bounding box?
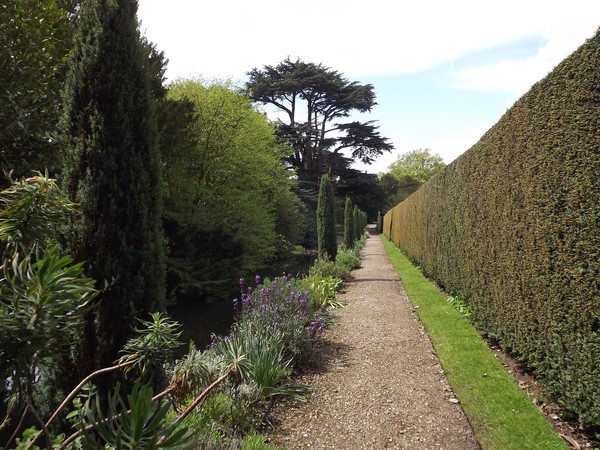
[118,312,183,386]
[213,328,307,404]
[0,174,97,448]
[169,343,216,410]
[78,382,195,450]
[0,246,97,400]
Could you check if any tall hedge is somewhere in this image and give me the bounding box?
[317,174,337,260]
[384,29,600,428]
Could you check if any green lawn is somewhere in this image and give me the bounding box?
[381,236,568,450]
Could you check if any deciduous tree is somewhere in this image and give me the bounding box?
[388,149,446,184]
[162,80,305,300]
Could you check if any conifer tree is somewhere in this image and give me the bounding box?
[317,174,337,260]
[353,204,362,242]
[60,0,165,377]
[344,196,355,248]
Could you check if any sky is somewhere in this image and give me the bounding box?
[137,0,600,174]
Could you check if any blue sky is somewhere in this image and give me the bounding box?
[137,0,600,173]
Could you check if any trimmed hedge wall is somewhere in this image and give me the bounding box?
[384,29,600,428]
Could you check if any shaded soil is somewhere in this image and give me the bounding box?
[492,348,599,449]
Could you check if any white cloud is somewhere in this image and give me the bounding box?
[451,5,600,93]
[138,0,600,82]
[136,0,600,175]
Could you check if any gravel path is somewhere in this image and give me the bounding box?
[269,230,481,449]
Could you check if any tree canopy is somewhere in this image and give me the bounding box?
[246,58,393,183]
[0,0,75,186]
[387,149,446,184]
[380,149,446,211]
[162,79,305,300]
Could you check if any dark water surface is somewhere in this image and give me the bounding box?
[168,253,316,353]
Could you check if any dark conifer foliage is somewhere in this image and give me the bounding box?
[353,204,362,242]
[60,0,165,376]
[317,174,337,260]
[344,196,355,248]
[246,58,394,184]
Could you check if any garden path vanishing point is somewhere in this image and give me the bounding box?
[269,227,481,449]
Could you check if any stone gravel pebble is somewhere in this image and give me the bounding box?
[268,230,481,450]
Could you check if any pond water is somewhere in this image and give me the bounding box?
[168,253,316,353]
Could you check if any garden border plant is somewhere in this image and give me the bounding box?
[381,236,569,450]
[1,173,367,449]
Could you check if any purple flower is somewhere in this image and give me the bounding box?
[239,277,246,288]
[242,294,250,309]
[255,274,261,285]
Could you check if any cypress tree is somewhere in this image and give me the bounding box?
[353,205,362,242]
[343,196,355,248]
[61,0,165,377]
[317,174,337,260]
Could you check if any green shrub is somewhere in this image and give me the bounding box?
[336,250,361,271]
[309,257,350,280]
[301,274,344,310]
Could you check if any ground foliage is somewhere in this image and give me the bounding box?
[384,29,600,429]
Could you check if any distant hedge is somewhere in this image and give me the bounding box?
[384,29,599,428]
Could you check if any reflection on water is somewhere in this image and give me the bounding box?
[169,295,235,354]
[168,253,316,353]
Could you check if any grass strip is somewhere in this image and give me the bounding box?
[381,235,568,450]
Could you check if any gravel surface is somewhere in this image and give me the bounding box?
[269,231,481,449]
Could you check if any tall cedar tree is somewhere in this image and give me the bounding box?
[246,58,394,184]
[343,196,355,248]
[317,174,337,260]
[60,0,165,379]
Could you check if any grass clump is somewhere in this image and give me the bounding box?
[241,433,280,450]
[336,245,361,272]
[381,235,568,450]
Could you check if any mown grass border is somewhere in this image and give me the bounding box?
[381,235,568,450]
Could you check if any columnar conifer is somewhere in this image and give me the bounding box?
[353,204,362,241]
[61,0,165,377]
[344,196,355,248]
[317,174,337,260]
